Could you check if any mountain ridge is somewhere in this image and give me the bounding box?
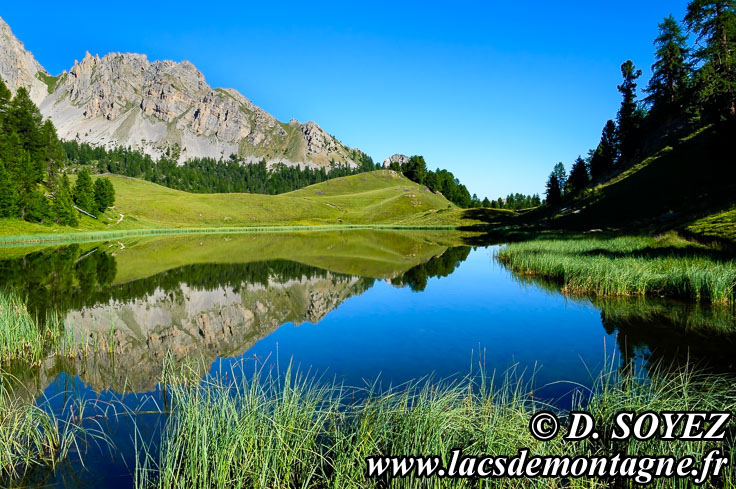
[0,16,365,169]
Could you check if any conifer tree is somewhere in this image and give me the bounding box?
[403,155,427,185]
[41,120,64,184]
[551,162,567,196]
[53,174,78,226]
[94,177,115,213]
[545,173,562,205]
[7,87,45,178]
[14,151,46,220]
[645,15,692,117]
[567,156,590,194]
[616,60,644,162]
[0,78,11,125]
[589,120,619,180]
[0,161,17,217]
[685,0,736,117]
[73,167,96,214]
[424,171,438,192]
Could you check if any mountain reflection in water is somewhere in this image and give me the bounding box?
[0,231,471,395]
[0,229,734,399]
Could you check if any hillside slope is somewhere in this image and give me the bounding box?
[0,170,474,237]
[529,122,736,240]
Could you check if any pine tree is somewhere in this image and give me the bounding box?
[73,167,96,214]
[552,162,567,196]
[53,174,78,226]
[645,15,692,117]
[424,170,438,192]
[0,78,11,126]
[567,156,590,194]
[13,151,42,220]
[685,0,736,117]
[403,155,427,185]
[0,161,18,217]
[616,60,643,162]
[94,177,115,213]
[41,120,64,185]
[7,87,45,178]
[590,120,619,180]
[482,197,491,208]
[545,174,562,205]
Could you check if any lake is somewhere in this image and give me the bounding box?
[1,230,734,488]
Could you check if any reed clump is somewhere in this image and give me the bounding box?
[496,235,736,304]
[0,291,65,366]
[0,374,87,484]
[137,361,735,489]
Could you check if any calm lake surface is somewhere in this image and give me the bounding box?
[1,230,734,488]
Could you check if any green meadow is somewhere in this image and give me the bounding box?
[0,171,496,244]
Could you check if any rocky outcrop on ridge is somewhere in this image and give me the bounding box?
[0,16,364,168]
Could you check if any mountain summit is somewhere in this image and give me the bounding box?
[0,16,363,168]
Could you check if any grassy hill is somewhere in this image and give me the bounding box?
[0,170,494,241]
[526,121,736,242]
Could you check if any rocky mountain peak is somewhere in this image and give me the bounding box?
[0,15,48,105]
[0,16,365,168]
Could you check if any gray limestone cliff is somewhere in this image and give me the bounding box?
[382,153,410,168]
[0,16,364,168]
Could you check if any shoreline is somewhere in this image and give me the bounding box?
[0,224,464,247]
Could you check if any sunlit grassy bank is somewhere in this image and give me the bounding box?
[687,207,736,244]
[496,234,736,304]
[136,362,736,489]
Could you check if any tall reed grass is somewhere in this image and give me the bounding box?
[0,373,94,484]
[136,360,735,489]
[496,235,736,304]
[0,291,64,366]
[0,290,121,367]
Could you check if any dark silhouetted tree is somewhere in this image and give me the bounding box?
[589,120,619,180]
[545,173,562,205]
[616,60,644,162]
[685,0,736,118]
[645,15,692,117]
[552,162,567,196]
[567,156,590,194]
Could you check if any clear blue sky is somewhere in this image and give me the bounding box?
[2,1,690,198]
